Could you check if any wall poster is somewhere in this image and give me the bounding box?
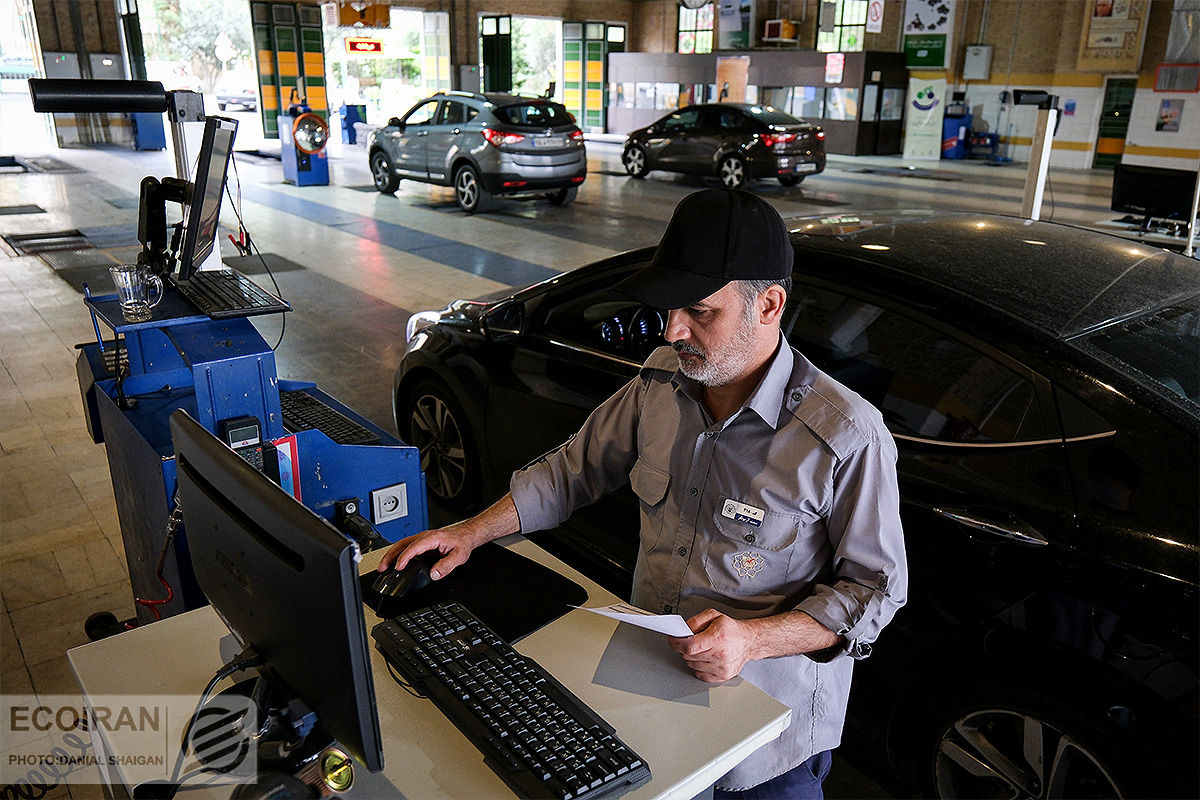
[902,77,946,160]
[902,0,956,69]
[1077,0,1151,72]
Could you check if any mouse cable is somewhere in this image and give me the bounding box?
[384,661,426,699]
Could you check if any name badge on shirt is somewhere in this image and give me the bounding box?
[721,499,764,527]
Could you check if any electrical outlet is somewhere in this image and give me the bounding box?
[370,483,408,524]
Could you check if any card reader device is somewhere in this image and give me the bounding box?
[218,415,264,470]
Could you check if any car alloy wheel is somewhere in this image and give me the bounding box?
[404,380,479,511]
[933,707,1125,799]
[371,150,398,194]
[454,164,492,213]
[623,145,649,178]
[719,155,747,189]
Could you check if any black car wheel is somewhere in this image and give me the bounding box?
[778,174,804,187]
[719,155,747,189]
[548,186,578,206]
[371,150,399,194]
[623,145,649,178]
[929,697,1127,800]
[454,164,492,213]
[402,378,480,512]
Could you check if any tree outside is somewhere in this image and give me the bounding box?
[140,0,254,93]
[511,17,560,100]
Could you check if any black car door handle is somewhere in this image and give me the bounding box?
[933,506,1048,546]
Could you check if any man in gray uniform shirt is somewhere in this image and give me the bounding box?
[380,188,908,799]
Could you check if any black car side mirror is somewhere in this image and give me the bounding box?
[481,301,524,341]
[388,116,403,128]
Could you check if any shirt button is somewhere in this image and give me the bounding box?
[677,547,687,556]
[791,389,802,401]
[662,604,673,613]
[744,533,756,544]
[689,487,698,496]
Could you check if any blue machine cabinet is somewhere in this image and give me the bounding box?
[77,287,427,622]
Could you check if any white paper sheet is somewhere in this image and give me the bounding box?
[575,602,694,637]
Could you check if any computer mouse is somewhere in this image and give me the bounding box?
[372,552,435,599]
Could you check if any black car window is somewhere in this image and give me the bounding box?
[785,284,1047,444]
[403,100,438,126]
[662,108,702,133]
[1076,303,1200,408]
[540,278,666,363]
[439,101,474,125]
[716,108,750,131]
[492,101,574,127]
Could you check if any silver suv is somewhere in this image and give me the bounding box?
[368,91,587,213]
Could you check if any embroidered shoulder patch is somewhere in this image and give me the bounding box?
[732,550,765,580]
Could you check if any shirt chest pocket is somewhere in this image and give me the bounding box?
[630,458,670,553]
[703,507,818,596]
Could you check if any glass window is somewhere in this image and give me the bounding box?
[403,100,438,126]
[540,276,666,362]
[655,83,681,110]
[861,84,878,122]
[793,86,825,118]
[816,0,868,53]
[635,83,655,109]
[880,88,904,121]
[826,87,859,120]
[492,101,574,127]
[785,285,1047,443]
[663,108,702,132]
[1080,304,1200,407]
[439,101,475,125]
[678,2,715,54]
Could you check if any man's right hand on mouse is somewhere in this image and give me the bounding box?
[376,492,522,579]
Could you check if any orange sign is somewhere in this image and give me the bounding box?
[346,38,384,55]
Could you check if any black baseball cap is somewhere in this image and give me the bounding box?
[616,188,793,309]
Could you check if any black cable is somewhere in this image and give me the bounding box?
[224,154,288,351]
[386,662,429,695]
[158,649,265,795]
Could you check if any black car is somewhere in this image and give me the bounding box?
[368,90,586,213]
[622,103,826,188]
[394,211,1198,800]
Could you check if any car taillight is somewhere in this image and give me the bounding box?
[761,132,797,147]
[569,129,583,141]
[815,130,826,141]
[482,128,525,147]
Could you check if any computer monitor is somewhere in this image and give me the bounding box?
[170,409,384,773]
[176,116,238,281]
[1111,162,1199,229]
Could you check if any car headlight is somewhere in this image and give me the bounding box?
[406,310,442,342]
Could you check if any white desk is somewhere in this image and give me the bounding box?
[68,537,790,799]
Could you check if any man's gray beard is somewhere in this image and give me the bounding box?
[674,303,760,387]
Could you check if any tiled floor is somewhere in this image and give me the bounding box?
[1,110,1129,798]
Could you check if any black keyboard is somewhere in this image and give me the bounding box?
[172,268,290,319]
[373,602,651,800]
[278,389,381,445]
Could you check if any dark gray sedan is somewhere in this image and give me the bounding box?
[622,103,825,188]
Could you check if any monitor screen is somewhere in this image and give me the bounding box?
[1111,162,1199,223]
[170,410,384,773]
[177,116,238,281]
